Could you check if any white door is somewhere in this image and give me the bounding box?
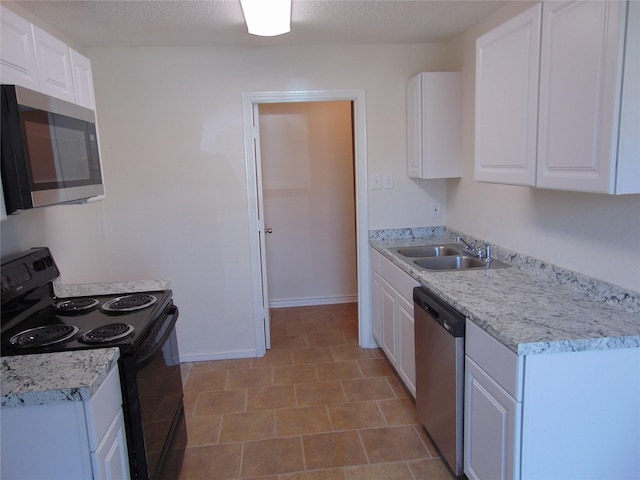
[242,89,371,357]
[258,101,357,309]
[250,103,272,349]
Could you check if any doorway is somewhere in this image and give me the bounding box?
[242,90,373,357]
[259,101,357,309]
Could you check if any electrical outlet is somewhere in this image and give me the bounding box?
[371,173,381,190]
[431,203,441,218]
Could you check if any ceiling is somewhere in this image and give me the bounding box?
[15,0,507,48]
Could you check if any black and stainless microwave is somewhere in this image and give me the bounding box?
[1,84,104,215]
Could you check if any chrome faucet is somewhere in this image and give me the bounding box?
[457,236,493,262]
[456,236,476,256]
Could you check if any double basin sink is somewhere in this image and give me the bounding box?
[390,244,509,271]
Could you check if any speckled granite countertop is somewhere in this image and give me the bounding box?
[370,228,640,356]
[53,279,171,298]
[1,348,120,407]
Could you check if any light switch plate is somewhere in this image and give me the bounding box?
[371,173,381,189]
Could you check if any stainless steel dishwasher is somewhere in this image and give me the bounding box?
[413,287,465,476]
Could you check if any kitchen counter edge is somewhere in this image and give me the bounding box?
[53,279,171,298]
[1,348,120,407]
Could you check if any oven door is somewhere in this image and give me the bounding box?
[121,304,186,480]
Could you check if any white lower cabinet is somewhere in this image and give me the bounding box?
[370,247,419,396]
[1,364,130,480]
[370,266,382,346]
[92,409,129,480]
[396,295,416,395]
[465,357,521,480]
[465,320,640,480]
[380,279,399,366]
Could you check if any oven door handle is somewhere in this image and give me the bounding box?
[135,305,179,369]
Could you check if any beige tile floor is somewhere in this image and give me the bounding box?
[177,304,456,480]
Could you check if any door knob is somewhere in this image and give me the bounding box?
[266,227,273,234]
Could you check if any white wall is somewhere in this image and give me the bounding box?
[445,2,640,293]
[0,202,111,283]
[260,101,357,306]
[87,44,451,360]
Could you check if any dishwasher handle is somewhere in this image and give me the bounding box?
[413,287,465,338]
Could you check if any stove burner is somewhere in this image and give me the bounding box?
[101,294,157,313]
[9,325,79,348]
[54,298,100,314]
[80,323,135,344]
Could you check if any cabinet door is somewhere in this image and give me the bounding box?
[32,25,74,102]
[92,410,130,480]
[380,279,397,365]
[70,49,96,110]
[408,72,462,179]
[537,0,627,193]
[475,4,541,186]
[0,6,39,89]
[396,295,416,397]
[371,270,382,345]
[464,356,520,480]
[616,0,640,195]
[407,74,423,178]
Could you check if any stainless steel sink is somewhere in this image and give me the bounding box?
[412,255,509,271]
[391,244,463,258]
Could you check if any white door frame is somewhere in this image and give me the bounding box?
[242,89,375,357]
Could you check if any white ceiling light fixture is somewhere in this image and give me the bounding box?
[240,0,292,37]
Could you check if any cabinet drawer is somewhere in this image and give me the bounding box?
[466,320,522,400]
[379,254,419,300]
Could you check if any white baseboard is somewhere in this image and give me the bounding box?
[269,294,358,309]
[179,349,259,363]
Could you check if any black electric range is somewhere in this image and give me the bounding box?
[1,287,174,356]
[0,247,186,480]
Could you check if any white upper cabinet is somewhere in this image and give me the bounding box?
[70,48,96,110]
[616,0,640,195]
[407,72,462,179]
[32,25,75,103]
[1,7,98,110]
[475,4,541,186]
[537,0,635,193]
[0,5,40,90]
[476,0,639,195]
